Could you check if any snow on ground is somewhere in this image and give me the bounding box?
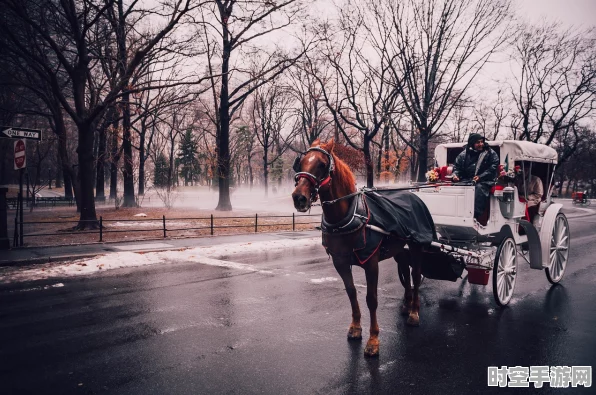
[310,277,338,284]
[0,237,322,284]
[110,220,192,228]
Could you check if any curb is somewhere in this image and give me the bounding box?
[0,253,104,268]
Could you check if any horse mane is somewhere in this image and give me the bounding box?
[318,140,356,194]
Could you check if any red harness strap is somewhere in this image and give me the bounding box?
[319,176,332,188]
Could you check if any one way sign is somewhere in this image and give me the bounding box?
[0,126,42,141]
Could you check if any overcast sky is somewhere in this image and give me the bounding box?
[517,0,596,27]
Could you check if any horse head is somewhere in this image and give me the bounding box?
[291,140,335,212]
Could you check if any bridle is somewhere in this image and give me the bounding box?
[293,147,335,203]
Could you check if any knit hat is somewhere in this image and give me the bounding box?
[467,133,484,147]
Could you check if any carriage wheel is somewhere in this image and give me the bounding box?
[545,213,570,284]
[492,237,517,306]
[572,200,577,205]
[398,261,424,288]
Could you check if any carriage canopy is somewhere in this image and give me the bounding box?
[434,140,558,168]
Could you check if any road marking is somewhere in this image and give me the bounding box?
[113,243,174,251]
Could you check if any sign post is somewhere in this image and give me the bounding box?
[14,139,26,246]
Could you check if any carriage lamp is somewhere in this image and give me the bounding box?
[496,186,516,219]
[502,186,515,203]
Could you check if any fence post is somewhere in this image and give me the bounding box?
[292,212,295,231]
[99,216,103,242]
[210,214,213,235]
[163,215,166,238]
[255,214,258,233]
[13,217,18,247]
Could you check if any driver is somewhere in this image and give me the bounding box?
[452,133,499,219]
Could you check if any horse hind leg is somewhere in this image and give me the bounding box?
[406,247,423,327]
[334,262,362,341]
[395,254,412,316]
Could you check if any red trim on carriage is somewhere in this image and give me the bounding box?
[490,185,504,194]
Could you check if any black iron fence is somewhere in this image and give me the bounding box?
[7,196,76,209]
[12,213,321,247]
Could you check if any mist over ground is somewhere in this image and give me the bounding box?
[137,181,411,215]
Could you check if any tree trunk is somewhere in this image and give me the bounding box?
[76,121,99,228]
[216,35,232,210]
[55,115,78,206]
[109,119,119,200]
[116,0,135,207]
[55,156,63,188]
[263,149,269,198]
[138,129,146,196]
[95,117,108,202]
[416,129,430,182]
[168,136,175,192]
[248,153,254,190]
[376,143,382,182]
[121,92,135,206]
[363,137,374,188]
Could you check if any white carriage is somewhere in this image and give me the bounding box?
[407,140,569,306]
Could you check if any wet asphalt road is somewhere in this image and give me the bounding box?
[1,205,595,394]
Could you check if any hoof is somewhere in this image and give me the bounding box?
[347,326,362,341]
[400,304,410,316]
[364,341,379,358]
[406,314,420,327]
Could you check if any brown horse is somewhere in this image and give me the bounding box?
[291,139,424,358]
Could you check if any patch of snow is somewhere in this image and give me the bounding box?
[133,213,147,217]
[109,220,190,228]
[0,237,321,284]
[310,277,338,284]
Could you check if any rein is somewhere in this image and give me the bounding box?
[321,182,475,206]
[294,144,474,208]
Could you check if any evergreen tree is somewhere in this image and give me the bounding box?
[177,129,200,186]
[153,152,169,188]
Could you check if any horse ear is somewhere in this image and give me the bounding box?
[292,156,302,172]
[327,138,335,152]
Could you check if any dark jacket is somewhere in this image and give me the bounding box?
[453,144,499,183]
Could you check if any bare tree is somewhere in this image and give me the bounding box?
[509,22,596,164]
[250,81,294,196]
[379,0,513,180]
[287,58,335,149]
[198,0,310,210]
[0,0,205,228]
[313,10,400,187]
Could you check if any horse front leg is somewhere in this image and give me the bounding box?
[363,259,380,357]
[334,261,362,341]
[407,248,423,327]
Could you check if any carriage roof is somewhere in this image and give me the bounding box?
[434,140,558,166]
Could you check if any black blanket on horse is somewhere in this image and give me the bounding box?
[321,189,437,264]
